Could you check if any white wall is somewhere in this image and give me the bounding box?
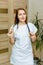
[28,0,43,21]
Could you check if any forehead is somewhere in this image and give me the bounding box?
[18,10,26,13]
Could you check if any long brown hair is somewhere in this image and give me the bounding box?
[14,8,27,25]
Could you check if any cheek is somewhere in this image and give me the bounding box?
[23,15,26,19]
[18,15,21,20]
[24,15,26,19]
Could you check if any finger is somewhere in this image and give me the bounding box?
[7,33,11,37]
[9,29,13,34]
[30,32,35,36]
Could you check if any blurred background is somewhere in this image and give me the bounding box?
[0,0,43,65]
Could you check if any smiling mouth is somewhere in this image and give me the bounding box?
[21,18,25,20]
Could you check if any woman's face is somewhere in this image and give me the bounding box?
[18,10,26,23]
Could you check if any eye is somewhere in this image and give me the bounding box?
[19,13,22,16]
[23,13,26,15]
[19,13,26,16]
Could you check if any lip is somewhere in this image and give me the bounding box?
[21,17,25,20]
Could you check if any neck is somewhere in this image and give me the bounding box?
[19,21,26,25]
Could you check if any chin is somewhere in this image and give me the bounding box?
[21,20,26,23]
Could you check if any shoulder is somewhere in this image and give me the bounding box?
[27,22,38,34]
[13,24,17,29]
[28,22,34,26]
[10,24,17,31]
[12,24,17,32]
[27,22,35,28]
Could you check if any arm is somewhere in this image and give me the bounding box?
[30,32,37,42]
[9,36,15,45]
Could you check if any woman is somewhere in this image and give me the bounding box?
[8,8,37,65]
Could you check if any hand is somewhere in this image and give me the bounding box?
[30,32,36,42]
[7,28,14,38]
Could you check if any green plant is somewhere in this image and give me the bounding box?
[32,12,43,65]
[32,12,43,50]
